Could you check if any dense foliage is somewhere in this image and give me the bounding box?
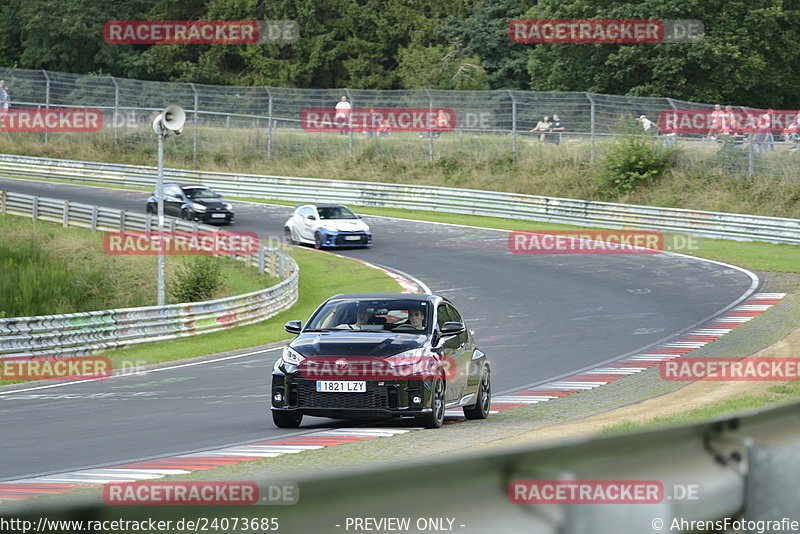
[0,0,798,107]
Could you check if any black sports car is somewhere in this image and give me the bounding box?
[271,293,491,429]
[146,183,234,224]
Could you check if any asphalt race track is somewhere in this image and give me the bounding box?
[0,177,758,481]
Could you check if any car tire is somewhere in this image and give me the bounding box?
[463,368,491,420]
[272,410,303,428]
[181,209,192,221]
[314,231,323,249]
[420,375,445,429]
[285,227,295,245]
[146,204,155,215]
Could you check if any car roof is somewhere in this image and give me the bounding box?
[162,183,214,189]
[294,203,351,209]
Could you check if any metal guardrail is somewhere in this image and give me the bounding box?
[7,400,799,532]
[0,190,299,358]
[1,153,799,244]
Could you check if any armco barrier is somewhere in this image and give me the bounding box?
[0,153,799,244]
[0,190,298,358]
[5,400,799,532]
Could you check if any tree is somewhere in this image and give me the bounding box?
[524,0,800,108]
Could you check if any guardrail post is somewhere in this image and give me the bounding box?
[190,83,199,162]
[279,254,286,278]
[269,248,276,277]
[345,89,354,158]
[119,210,126,230]
[111,76,120,146]
[424,89,434,162]
[62,201,69,228]
[32,196,39,222]
[42,70,51,144]
[266,87,273,160]
[509,90,517,162]
[258,245,265,274]
[586,93,596,163]
[91,206,98,231]
[1,190,6,214]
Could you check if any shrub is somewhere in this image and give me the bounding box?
[597,129,677,196]
[170,256,226,303]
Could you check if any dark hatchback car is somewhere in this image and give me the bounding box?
[271,293,491,429]
[146,183,234,224]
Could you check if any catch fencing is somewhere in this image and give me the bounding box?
[0,67,794,176]
[0,153,798,244]
[0,190,299,358]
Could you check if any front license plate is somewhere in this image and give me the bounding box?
[316,381,367,393]
[211,213,227,218]
[344,235,362,241]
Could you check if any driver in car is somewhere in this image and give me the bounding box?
[338,305,381,330]
[407,308,425,329]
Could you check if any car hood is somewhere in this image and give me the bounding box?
[192,198,226,209]
[318,219,368,232]
[291,332,426,358]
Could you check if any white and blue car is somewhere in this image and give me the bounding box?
[284,204,372,249]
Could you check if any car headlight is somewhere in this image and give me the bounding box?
[192,203,207,212]
[385,348,425,367]
[363,224,370,232]
[282,346,305,366]
[223,202,232,210]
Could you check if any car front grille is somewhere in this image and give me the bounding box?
[334,234,369,246]
[296,382,388,409]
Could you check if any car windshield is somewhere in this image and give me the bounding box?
[306,299,430,333]
[317,206,357,220]
[183,187,218,199]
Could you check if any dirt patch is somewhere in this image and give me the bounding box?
[465,321,800,453]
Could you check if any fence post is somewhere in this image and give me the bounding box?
[509,90,517,162]
[748,131,755,177]
[345,88,354,158]
[586,92,596,163]
[1,190,5,214]
[32,196,38,222]
[266,87,273,160]
[425,89,433,162]
[120,210,126,231]
[258,245,265,274]
[91,206,98,231]
[111,77,120,146]
[190,83,199,162]
[42,70,50,144]
[62,201,69,228]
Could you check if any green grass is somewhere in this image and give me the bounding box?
[0,214,276,317]
[601,381,800,435]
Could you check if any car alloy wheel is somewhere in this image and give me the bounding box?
[272,410,303,428]
[463,368,490,420]
[422,375,445,428]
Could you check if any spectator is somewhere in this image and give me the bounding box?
[756,109,773,153]
[721,105,737,137]
[433,109,449,138]
[530,115,552,142]
[334,95,351,135]
[636,114,655,134]
[705,104,724,143]
[0,81,9,116]
[548,114,565,144]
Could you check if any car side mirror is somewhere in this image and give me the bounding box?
[284,320,302,334]
[307,215,317,220]
[440,322,465,336]
[357,215,363,219]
